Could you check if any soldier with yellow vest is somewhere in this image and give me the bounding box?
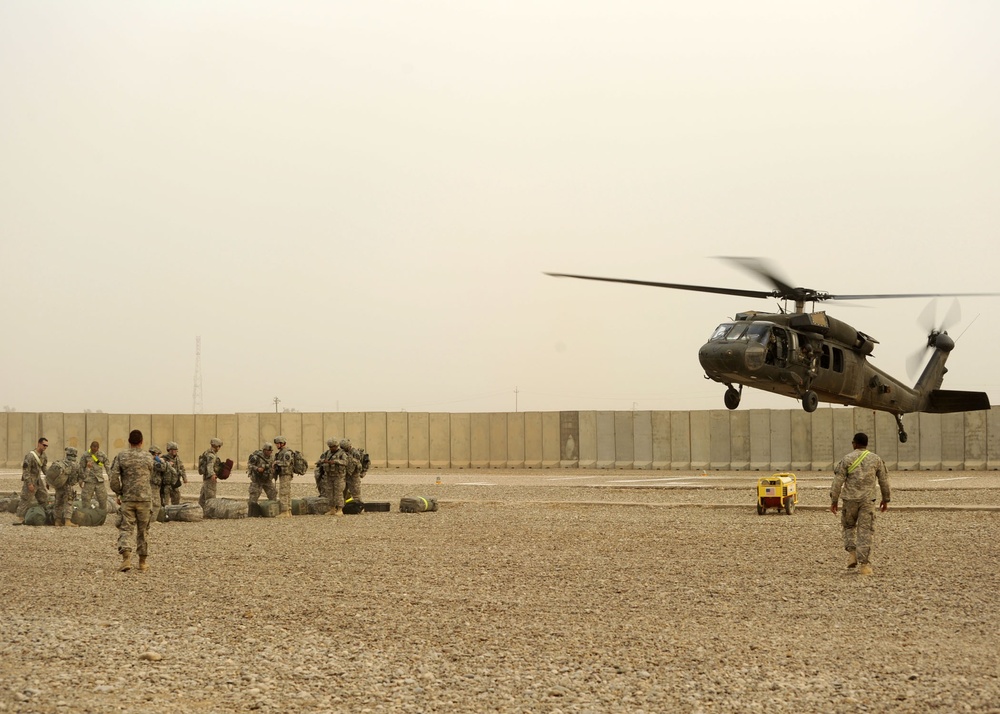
[830,432,891,576]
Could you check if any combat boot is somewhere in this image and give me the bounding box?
[138,556,149,572]
[55,518,65,527]
[119,550,133,572]
[846,551,857,569]
[857,563,873,576]
[65,518,79,528]
[326,507,343,517]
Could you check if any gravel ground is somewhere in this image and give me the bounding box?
[2,472,999,713]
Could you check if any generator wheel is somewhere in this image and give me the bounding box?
[756,504,765,516]
[784,498,794,515]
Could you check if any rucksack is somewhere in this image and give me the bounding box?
[198,452,209,477]
[361,451,371,471]
[292,450,308,475]
[47,461,70,489]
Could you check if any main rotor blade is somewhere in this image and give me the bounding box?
[718,257,800,297]
[827,292,1000,301]
[544,272,777,300]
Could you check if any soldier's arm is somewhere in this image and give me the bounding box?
[829,460,847,507]
[877,457,891,509]
[108,456,123,497]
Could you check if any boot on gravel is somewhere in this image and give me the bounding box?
[846,551,857,569]
[119,550,133,572]
[138,556,149,572]
[857,563,873,576]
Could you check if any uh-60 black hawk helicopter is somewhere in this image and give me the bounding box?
[547,258,999,443]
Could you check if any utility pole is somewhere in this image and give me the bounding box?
[273,396,281,413]
[514,386,519,412]
[193,336,203,414]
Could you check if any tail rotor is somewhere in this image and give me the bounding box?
[906,298,961,379]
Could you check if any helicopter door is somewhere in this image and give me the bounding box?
[764,327,789,367]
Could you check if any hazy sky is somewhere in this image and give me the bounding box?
[2,2,999,415]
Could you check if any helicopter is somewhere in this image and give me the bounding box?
[547,258,999,443]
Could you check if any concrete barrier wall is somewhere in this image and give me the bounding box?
[4,408,1000,472]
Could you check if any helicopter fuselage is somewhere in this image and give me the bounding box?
[699,310,923,415]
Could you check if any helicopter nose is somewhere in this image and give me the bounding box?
[699,341,764,375]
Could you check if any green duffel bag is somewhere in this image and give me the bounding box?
[291,497,328,515]
[163,504,203,522]
[249,499,280,518]
[203,498,247,520]
[399,496,438,513]
[24,504,49,526]
[71,507,108,527]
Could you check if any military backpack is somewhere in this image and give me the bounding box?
[291,450,308,475]
[47,461,70,489]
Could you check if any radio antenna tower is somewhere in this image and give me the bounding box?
[193,336,204,414]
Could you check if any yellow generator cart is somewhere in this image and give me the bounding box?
[756,473,797,515]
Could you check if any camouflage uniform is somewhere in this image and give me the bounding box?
[359,448,370,479]
[109,446,154,560]
[149,446,168,514]
[247,445,277,505]
[16,444,49,520]
[314,438,338,497]
[831,446,891,566]
[51,447,83,526]
[324,444,348,514]
[79,447,110,511]
[272,437,294,515]
[198,439,224,508]
[343,439,363,502]
[163,442,186,505]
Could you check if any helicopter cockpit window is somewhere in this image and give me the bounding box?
[710,323,734,341]
[726,323,749,341]
[746,324,771,344]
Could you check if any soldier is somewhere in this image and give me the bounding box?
[51,446,83,527]
[14,437,49,524]
[79,440,111,511]
[830,432,891,576]
[149,445,168,514]
[314,438,338,497]
[358,445,371,480]
[198,438,224,508]
[247,443,277,507]
[271,436,294,517]
[109,429,155,572]
[163,441,186,505]
[343,439,363,503]
[323,440,348,517]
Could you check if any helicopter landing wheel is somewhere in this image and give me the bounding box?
[898,430,908,443]
[894,414,908,443]
[724,386,741,410]
[801,390,819,413]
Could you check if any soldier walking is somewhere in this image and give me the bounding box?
[109,430,155,572]
[830,432,891,576]
[272,436,294,517]
[198,438,224,508]
[14,437,49,524]
[247,443,277,506]
[79,441,110,510]
[163,442,186,505]
[51,446,82,527]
